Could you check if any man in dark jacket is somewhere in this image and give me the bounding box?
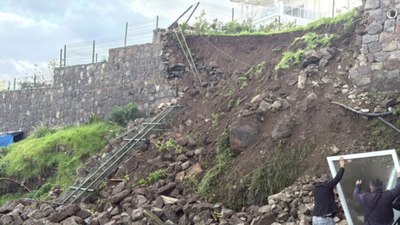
[353,172,400,225]
[312,156,345,225]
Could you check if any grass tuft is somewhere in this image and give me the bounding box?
[198,131,232,194]
[245,141,314,205]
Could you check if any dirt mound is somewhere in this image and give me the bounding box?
[165,21,400,208]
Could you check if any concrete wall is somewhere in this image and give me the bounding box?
[349,0,400,91]
[0,32,175,132]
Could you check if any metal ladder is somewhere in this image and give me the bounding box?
[173,24,202,84]
[58,105,184,204]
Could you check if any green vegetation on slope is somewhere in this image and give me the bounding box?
[180,8,359,36]
[275,32,338,71]
[198,130,233,194]
[245,140,314,205]
[0,121,120,203]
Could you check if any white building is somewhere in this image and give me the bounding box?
[231,0,363,25]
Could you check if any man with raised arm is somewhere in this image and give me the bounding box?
[353,172,400,225]
[312,156,345,225]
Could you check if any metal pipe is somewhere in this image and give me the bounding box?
[185,2,200,24]
[92,40,95,63]
[378,117,400,133]
[168,4,194,29]
[59,49,63,68]
[63,45,66,67]
[124,22,128,46]
[156,16,159,29]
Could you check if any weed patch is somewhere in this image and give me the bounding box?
[198,131,232,194]
[275,32,337,71]
[245,141,314,205]
[138,169,167,186]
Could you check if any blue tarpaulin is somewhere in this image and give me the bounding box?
[0,134,13,147]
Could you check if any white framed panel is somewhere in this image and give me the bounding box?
[327,149,400,225]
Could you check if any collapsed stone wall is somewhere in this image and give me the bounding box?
[350,0,400,90]
[0,30,176,132]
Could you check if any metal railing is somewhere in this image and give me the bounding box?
[58,105,184,204]
[252,2,321,26]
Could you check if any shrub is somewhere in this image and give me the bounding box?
[110,103,143,127]
[32,125,55,138]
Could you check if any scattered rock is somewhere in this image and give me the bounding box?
[271,119,293,141]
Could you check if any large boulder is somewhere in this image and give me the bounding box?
[229,118,260,152]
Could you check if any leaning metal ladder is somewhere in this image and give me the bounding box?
[173,25,202,84]
[59,105,184,204]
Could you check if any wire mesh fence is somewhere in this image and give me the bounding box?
[1,0,359,91]
[60,17,169,67]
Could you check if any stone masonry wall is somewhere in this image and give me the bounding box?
[0,31,176,132]
[350,0,400,91]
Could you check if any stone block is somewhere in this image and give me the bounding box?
[371,62,384,70]
[358,65,371,76]
[361,44,369,54]
[367,53,376,62]
[373,52,390,61]
[365,0,380,10]
[389,50,400,59]
[367,22,383,34]
[379,32,395,43]
[382,41,398,51]
[368,41,382,53]
[384,59,400,69]
[362,34,379,44]
[353,75,373,87]
[384,19,396,32]
[387,70,400,80]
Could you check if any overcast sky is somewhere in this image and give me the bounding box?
[0,0,238,82]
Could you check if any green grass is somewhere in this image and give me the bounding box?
[245,141,313,205]
[198,131,232,194]
[138,169,167,186]
[370,118,400,150]
[0,122,120,200]
[274,32,338,71]
[275,49,305,71]
[185,9,359,37]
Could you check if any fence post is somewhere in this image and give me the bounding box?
[33,75,36,88]
[92,40,95,63]
[59,48,63,68]
[232,8,234,21]
[63,45,67,67]
[13,78,16,90]
[124,22,128,47]
[8,81,10,90]
[96,54,98,63]
[156,16,159,29]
